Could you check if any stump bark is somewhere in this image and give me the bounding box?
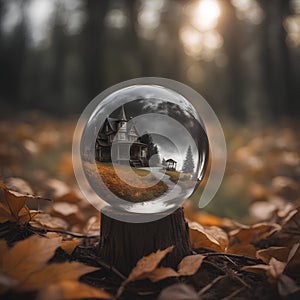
[97,207,192,275]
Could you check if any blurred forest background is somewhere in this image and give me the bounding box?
[0,0,300,222]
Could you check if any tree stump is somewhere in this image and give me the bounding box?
[97,207,192,275]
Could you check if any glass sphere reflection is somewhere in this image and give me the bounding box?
[80,84,209,216]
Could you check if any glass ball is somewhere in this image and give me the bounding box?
[73,78,220,223]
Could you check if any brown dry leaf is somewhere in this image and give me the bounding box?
[249,201,277,221]
[53,202,79,216]
[52,202,85,226]
[184,204,228,227]
[1,234,62,280]
[278,274,300,296]
[268,257,286,279]
[0,181,46,224]
[230,223,281,244]
[126,246,174,283]
[242,264,273,276]
[177,254,205,276]
[55,192,82,204]
[242,257,286,280]
[142,254,205,283]
[203,226,228,250]
[4,177,33,195]
[18,262,97,291]
[0,240,8,258]
[147,267,179,282]
[61,239,81,255]
[30,213,69,230]
[189,221,223,251]
[38,280,112,300]
[285,243,300,276]
[256,247,290,264]
[46,179,71,198]
[227,244,257,258]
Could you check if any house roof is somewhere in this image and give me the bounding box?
[118,105,127,121]
[166,158,177,163]
[107,118,118,131]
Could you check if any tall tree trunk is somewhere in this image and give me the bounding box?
[217,1,245,121]
[81,0,109,101]
[261,0,293,119]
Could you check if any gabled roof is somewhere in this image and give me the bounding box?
[127,122,138,135]
[107,118,118,132]
[166,158,177,163]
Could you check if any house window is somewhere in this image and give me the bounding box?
[141,149,146,157]
[119,133,125,140]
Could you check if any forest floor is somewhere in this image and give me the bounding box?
[0,112,299,300]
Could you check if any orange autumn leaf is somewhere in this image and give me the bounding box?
[227,244,257,258]
[256,247,290,264]
[37,280,112,300]
[1,234,62,281]
[126,246,174,283]
[0,234,98,293]
[0,180,46,224]
[134,254,205,283]
[61,239,81,255]
[177,254,205,276]
[147,267,179,282]
[189,221,227,251]
[18,262,97,291]
[230,223,281,244]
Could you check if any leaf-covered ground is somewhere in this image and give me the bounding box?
[0,113,299,300]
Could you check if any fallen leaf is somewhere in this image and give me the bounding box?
[202,226,228,250]
[183,203,231,227]
[137,253,206,283]
[0,240,8,258]
[46,179,71,198]
[61,239,81,255]
[0,181,46,224]
[256,247,290,264]
[177,254,205,276]
[230,223,281,244]
[37,280,112,300]
[30,213,69,230]
[55,192,81,204]
[242,257,286,281]
[52,202,85,226]
[53,202,79,216]
[277,274,300,296]
[19,262,97,291]
[227,244,257,258]
[157,283,200,300]
[126,246,174,283]
[268,257,286,279]
[147,267,179,282]
[241,264,272,276]
[1,234,62,281]
[4,177,33,195]
[189,221,223,251]
[285,243,300,277]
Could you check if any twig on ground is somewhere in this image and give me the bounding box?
[221,287,245,300]
[204,252,262,263]
[86,253,127,281]
[198,275,227,296]
[36,227,99,238]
